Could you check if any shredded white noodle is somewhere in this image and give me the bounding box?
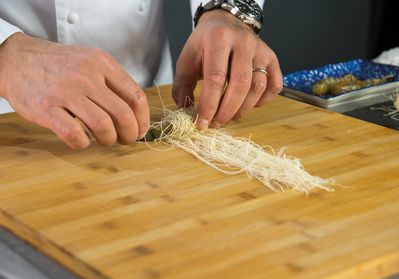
[146,108,334,194]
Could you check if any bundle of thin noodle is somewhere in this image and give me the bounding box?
[148,109,334,194]
[370,86,399,120]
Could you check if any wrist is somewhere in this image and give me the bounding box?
[0,32,24,99]
[194,0,263,35]
[197,9,253,32]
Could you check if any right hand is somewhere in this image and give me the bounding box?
[0,33,150,149]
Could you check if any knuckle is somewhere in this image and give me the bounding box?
[269,50,279,62]
[131,88,147,105]
[38,96,57,111]
[270,81,283,95]
[241,32,254,44]
[252,80,267,94]
[209,26,229,39]
[201,101,218,115]
[115,109,134,129]
[206,102,218,112]
[89,47,114,68]
[72,73,92,88]
[232,72,251,89]
[92,115,113,134]
[207,70,227,90]
[90,47,108,60]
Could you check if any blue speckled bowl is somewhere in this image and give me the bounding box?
[283,59,399,99]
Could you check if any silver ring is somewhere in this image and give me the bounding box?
[253,67,268,76]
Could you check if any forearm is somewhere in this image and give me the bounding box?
[0,19,24,98]
[0,32,26,100]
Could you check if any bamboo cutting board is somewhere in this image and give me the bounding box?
[0,84,398,279]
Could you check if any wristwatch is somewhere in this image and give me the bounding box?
[194,0,263,35]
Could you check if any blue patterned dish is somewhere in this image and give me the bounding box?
[282,59,399,108]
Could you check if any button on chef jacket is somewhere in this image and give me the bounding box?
[0,0,264,113]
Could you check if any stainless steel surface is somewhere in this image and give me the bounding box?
[282,85,399,131]
[282,81,398,112]
[0,227,79,279]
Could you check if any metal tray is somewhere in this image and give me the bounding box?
[281,59,399,111]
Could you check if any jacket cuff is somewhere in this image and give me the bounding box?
[0,19,23,45]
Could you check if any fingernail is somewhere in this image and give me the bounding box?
[196,118,209,130]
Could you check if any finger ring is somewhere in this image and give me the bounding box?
[253,67,268,76]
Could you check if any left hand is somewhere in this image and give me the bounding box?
[172,9,283,129]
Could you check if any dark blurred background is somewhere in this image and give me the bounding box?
[164,0,399,75]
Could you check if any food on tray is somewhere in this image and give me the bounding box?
[312,74,394,96]
[312,74,356,95]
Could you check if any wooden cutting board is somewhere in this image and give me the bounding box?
[0,84,398,279]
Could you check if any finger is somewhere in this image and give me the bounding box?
[212,48,253,127]
[44,107,91,149]
[196,41,230,130]
[172,44,200,108]
[89,86,140,144]
[255,52,283,107]
[103,57,150,139]
[66,95,117,146]
[234,64,267,119]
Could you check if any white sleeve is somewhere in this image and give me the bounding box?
[0,18,23,44]
[190,0,265,18]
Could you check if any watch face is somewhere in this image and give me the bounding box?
[234,0,262,21]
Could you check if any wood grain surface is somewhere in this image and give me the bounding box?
[0,84,398,279]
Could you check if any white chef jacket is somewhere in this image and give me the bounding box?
[0,0,264,113]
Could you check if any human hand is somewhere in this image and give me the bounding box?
[0,33,150,149]
[172,9,283,129]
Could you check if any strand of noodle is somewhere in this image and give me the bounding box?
[371,90,399,120]
[150,108,334,194]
